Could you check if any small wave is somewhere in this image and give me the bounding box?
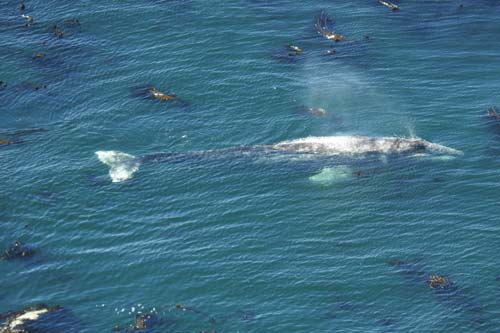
[409,153,459,161]
[95,151,141,183]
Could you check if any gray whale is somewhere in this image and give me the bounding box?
[96,135,462,183]
[269,136,461,156]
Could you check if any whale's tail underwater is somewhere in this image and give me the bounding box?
[96,135,462,183]
[95,151,142,183]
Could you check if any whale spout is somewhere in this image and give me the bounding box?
[95,151,141,183]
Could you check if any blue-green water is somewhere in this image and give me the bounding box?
[1,0,499,331]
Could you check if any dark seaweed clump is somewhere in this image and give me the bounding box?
[1,241,35,260]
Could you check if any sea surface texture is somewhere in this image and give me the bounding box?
[1,0,499,332]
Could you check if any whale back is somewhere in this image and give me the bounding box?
[271,136,461,156]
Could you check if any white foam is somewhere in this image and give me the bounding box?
[427,155,458,162]
[409,153,430,158]
[309,166,353,185]
[410,153,458,162]
[95,151,141,183]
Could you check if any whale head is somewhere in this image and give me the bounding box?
[412,138,463,156]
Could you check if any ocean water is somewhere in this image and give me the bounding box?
[1,0,499,331]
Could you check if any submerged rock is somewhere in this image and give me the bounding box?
[484,106,500,137]
[297,105,328,117]
[487,106,500,122]
[63,18,80,27]
[285,44,303,57]
[1,128,47,137]
[273,43,306,63]
[21,14,34,24]
[51,25,64,38]
[131,84,155,98]
[134,314,151,330]
[273,52,302,63]
[131,85,189,110]
[428,274,453,289]
[308,107,327,116]
[0,139,13,145]
[113,312,164,332]
[315,11,346,42]
[0,128,46,148]
[287,44,303,54]
[150,87,176,101]
[380,318,396,326]
[388,259,407,267]
[176,304,203,314]
[389,259,490,327]
[389,260,456,291]
[131,85,176,101]
[379,0,400,11]
[2,241,34,260]
[14,82,48,91]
